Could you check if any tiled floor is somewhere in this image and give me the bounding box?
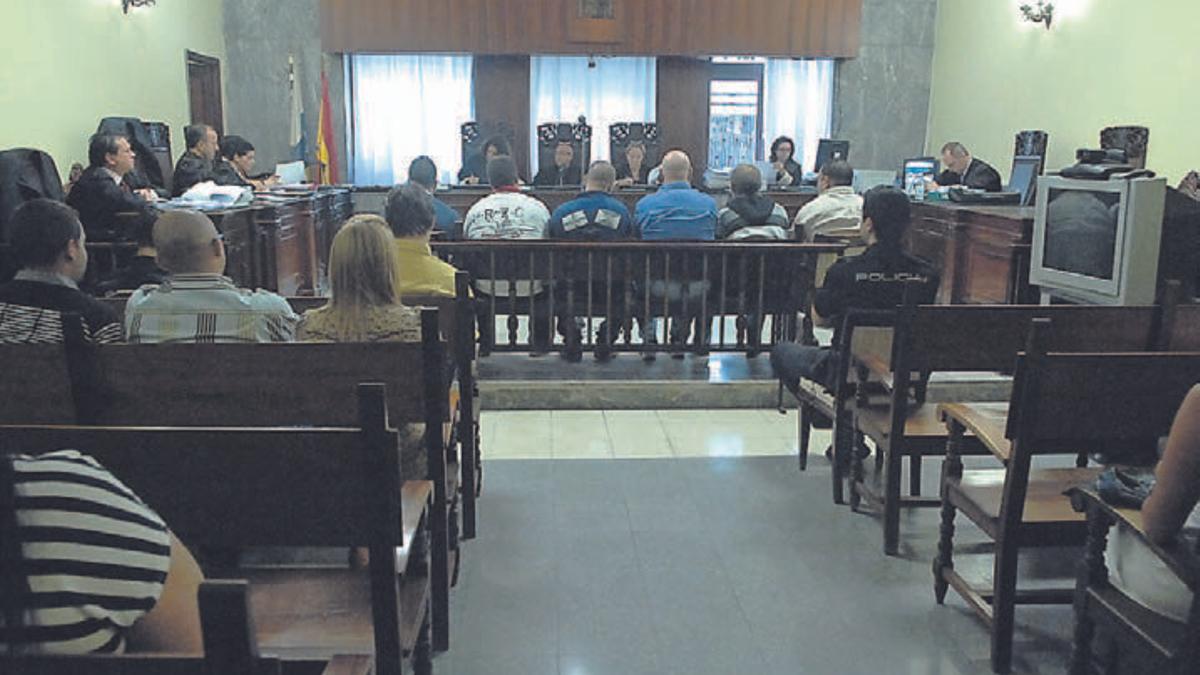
[483,409,827,460]
[438,453,1073,675]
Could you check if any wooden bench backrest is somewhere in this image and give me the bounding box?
[0,344,77,425]
[0,387,402,549]
[1010,348,1200,446]
[87,311,442,428]
[898,305,1159,373]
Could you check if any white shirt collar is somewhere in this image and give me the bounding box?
[102,167,123,185]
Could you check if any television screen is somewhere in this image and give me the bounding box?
[1042,188,1121,280]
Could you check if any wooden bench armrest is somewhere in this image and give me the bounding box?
[321,654,375,675]
[938,402,1011,462]
[1067,486,1200,591]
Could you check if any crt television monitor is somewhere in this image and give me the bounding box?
[1007,155,1041,207]
[814,139,850,173]
[1030,175,1166,305]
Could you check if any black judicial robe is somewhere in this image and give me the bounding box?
[172,152,213,197]
[66,167,156,241]
[533,163,582,187]
[935,158,1003,193]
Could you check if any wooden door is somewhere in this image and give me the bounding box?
[187,50,224,135]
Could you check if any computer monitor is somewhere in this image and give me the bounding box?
[901,157,938,197]
[1007,155,1041,207]
[1030,175,1166,305]
[814,139,850,173]
[852,169,897,194]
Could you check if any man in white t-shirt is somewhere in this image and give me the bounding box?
[462,156,558,353]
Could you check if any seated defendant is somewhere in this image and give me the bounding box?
[793,160,863,242]
[717,164,791,240]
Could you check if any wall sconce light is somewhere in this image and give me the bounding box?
[1020,1,1054,29]
[123,0,156,14]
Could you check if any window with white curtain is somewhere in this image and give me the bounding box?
[347,54,474,186]
[528,56,656,175]
[761,59,836,174]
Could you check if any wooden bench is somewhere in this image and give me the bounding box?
[846,304,1163,556]
[5,580,373,675]
[98,273,484,542]
[431,239,844,357]
[932,320,1200,673]
[1065,487,1200,675]
[0,383,430,675]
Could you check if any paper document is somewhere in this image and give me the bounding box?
[275,161,307,185]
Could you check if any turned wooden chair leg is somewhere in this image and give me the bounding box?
[1069,507,1113,675]
[909,454,922,496]
[935,426,964,604]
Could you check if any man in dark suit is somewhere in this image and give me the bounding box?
[66,134,157,241]
[934,141,1003,192]
[172,124,219,196]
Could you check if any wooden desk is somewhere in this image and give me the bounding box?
[908,202,1036,305]
[354,186,819,224]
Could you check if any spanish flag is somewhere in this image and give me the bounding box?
[316,69,340,185]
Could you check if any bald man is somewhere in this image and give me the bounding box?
[634,151,717,241]
[633,151,718,354]
[125,209,298,343]
[933,142,1002,192]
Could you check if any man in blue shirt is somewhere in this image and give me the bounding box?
[633,151,717,355]
[548,161,636,359]
[635,150,717,241]
[408,156,460,239]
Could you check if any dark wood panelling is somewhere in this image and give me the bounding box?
[473,56,532,180]
[320,0,862,57]
[656,57,712,179]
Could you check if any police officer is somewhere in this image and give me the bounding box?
[771,186,938,397]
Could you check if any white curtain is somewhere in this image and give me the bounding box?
[762,59,836,173]
[529,57,656,175]
[349,55,474,186]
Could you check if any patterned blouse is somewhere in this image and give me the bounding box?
[295,304,421,343]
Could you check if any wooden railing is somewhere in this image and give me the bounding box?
[431,240,844,356]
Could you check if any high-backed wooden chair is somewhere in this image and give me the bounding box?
[850,305,1161,555]
[1066,487,1200,675]
[536,120,591,181]
[933,321,1200,673]
[1100,125,1150,169]
[1013,130,1049,175]
[609,122,661,181]
[0,383,431,675]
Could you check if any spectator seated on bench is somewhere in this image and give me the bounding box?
[0,450,203,655]
[771,186,937,410]
[1110,384,1200,622]
[125,209,298,344]
[0,199,123,344]
[387,183,460,298]
[794,160,862,242]
[297,215,425,480]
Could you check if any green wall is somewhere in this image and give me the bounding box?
[0,0,226,180]
[927,0,1199,184]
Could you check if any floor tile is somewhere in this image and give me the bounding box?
[551,410,614,459]
[490,411,553,459]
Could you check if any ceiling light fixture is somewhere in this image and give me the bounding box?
[123,0,157,14]
[1019,1,1055,29]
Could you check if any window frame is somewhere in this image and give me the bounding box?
[708,62,766,165]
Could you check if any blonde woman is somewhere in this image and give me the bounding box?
[297,214,421,343]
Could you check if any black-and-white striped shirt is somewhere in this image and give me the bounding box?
[1,450,171,654]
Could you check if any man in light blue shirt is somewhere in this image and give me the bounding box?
[635,151,717,241]
[633,151,717,355]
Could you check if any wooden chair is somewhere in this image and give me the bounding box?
[76,311,454,654]
[850,304,1161,556]
[932,320,1200,673]
[0,383,431,675]
[1066,487,1200,675]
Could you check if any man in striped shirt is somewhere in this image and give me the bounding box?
[1,450,203,654]
[125,209,298,344]
[0,199,123,344]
